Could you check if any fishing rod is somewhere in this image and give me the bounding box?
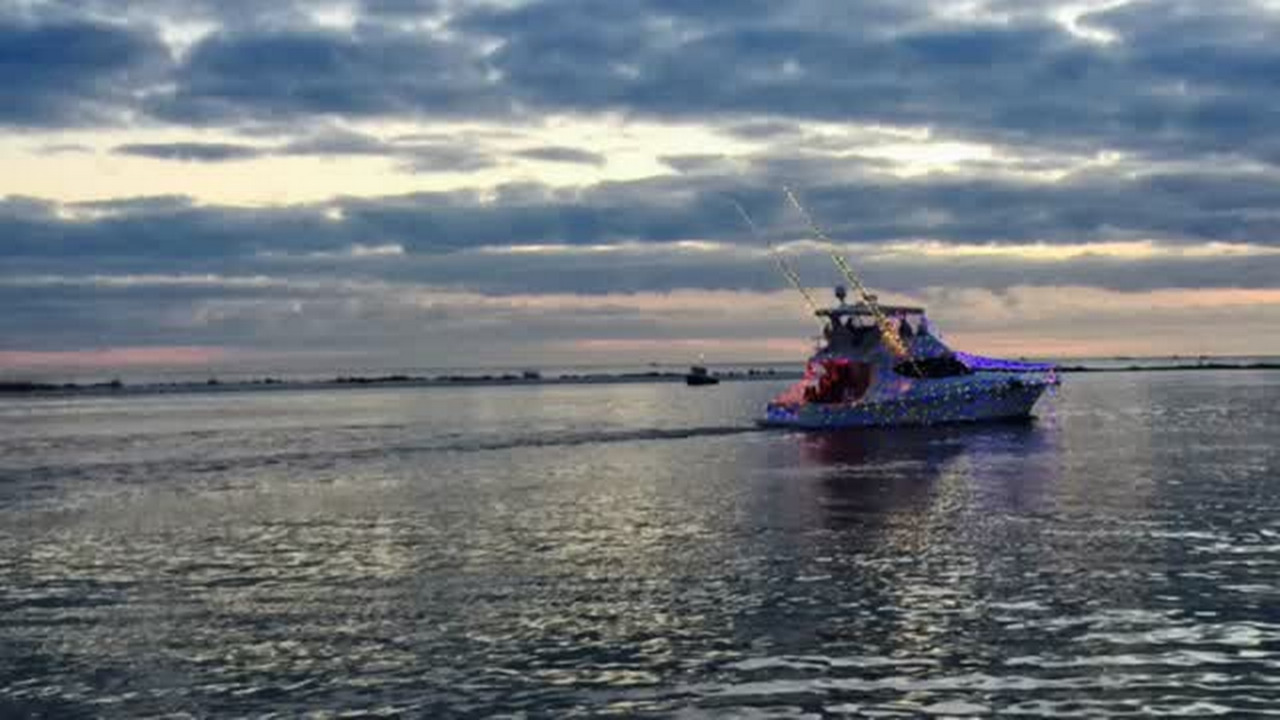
[729,197,822,322]
[782,186,912,359]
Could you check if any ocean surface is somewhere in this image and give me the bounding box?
[2,371,1278,717]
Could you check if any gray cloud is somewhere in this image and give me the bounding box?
[450,0,1280,170]
[514,147,606,166]
[279,129,500,171]
[277,129,394,156]
[113,142,263,161]
[0,17,169,126]
[396,145,498,173]
[11,0,359,34]
[39,143,93,154]
[7,163,1280,261]
[107,130,500,171]
[147,26,502,124]
[6,241,1279,360]
[9,0,1280,172]
[9,0,1280,171]
[660,154,735,174]
[5,161,1280,300]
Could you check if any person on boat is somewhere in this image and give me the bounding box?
[861,324,881,348]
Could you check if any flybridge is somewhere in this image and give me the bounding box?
[817,303,925,318]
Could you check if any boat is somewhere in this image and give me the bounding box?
[760,286,1058,429]
[685,364,720,386]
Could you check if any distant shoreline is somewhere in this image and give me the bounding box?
[2,361,1278,397]
[0,368,787,396]
[1056,362,1280,373]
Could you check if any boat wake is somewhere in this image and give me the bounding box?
[2,424,767,484]
[397,424,763,455]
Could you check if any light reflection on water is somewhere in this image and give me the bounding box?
[1,372,1279,717]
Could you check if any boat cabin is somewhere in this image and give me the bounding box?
[815,287,931,355]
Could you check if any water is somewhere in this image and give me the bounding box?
[1,371,1278,717]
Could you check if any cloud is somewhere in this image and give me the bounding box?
[396,145,498,173]
[446,0,1280,172]
[660,154,739,174]
[148,26,502,123]
[6,157,1280,286]
[113,142,263,161]
[277,129,394,156]
[923,285,1280,357]
[259,243,407,260]
[514,147,606,166]
[8,0,1280,367]
[104,129,499,172]
[10,0,1280,177]
[359,0,441,19]
[39,143,93,155]
[0,18,169,126]
[11,0,1280,174]
[5,273,1280,367]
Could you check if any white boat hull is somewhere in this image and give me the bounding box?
[761,377,1050,430]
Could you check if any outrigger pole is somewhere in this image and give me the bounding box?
[729,198,823,323]
[782,186,912,359]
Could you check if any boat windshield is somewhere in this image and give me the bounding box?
[894,355,971,379]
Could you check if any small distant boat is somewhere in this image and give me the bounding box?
[685,364,720,386]
[760,286,1058,429]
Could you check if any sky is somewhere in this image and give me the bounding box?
[4,0,1280,377]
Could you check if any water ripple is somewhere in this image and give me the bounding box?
[2,375,1279,716]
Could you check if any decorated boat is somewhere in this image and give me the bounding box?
[760,286,1058,429]
[737,188,1058,430]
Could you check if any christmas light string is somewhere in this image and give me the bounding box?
[782,186,912,360]
[729,198,823,322]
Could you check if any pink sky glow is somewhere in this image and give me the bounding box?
[0,346,232,370]
[567,337,814,356]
